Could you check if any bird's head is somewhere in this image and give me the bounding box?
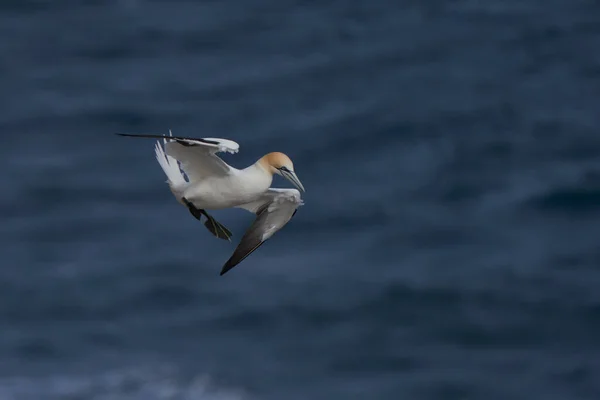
[259,152,305,192]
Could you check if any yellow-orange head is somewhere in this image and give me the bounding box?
[258,152,305,192]
[258,152,294,175]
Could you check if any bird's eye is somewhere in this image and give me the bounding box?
[279,166,290,173]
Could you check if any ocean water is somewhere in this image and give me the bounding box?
[2,0,600,399]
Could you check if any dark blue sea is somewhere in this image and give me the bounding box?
[2,0,600,399]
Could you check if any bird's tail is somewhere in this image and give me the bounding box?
[154,130,187,200]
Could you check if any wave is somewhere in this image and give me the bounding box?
[0,366,247,400]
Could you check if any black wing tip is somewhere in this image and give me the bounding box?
[115,133,164,138]
[115,132,221,146]
[220,263,236,276]
[200,138,221,145]
[218,240,268,276]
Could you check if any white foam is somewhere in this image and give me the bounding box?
[0,366,247,400]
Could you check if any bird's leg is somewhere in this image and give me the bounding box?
[181,198,232,241]
[200,210,233,242]
[182,197,202,220]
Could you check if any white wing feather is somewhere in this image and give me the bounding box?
[260,190,302,240]
[163,136,239,183]
[237,188,302,216]
[154,133,187,198]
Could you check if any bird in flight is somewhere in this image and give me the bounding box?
[117,131,305,275]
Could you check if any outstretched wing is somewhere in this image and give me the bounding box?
[220,189,303,276]
[117,132,239,182]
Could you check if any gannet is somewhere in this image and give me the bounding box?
[117,131,305,275]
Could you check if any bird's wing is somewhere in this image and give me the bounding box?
[117,132,239,182]
[220,189,303,275]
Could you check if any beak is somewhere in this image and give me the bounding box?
[281,170,305,192]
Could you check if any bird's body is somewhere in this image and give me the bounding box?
[180,163,273,210]
[118,131,305,275]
